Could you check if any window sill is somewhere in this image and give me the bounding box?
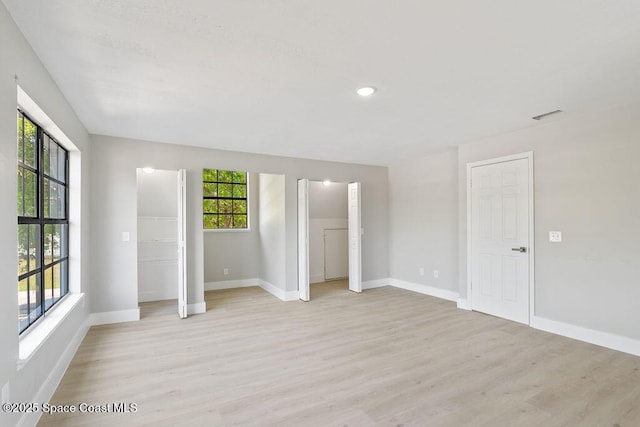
[18,293,85,369]
[203,228,252,233]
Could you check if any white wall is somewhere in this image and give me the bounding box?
[309,181,348,283]
[259,174,286,288]
[0,3,91,425]
[204,173,260,284]
[388,149,458,292]
[137,169,179,217]
[390,102,640,343]
[90,135,389,314]
[309,181,348,219]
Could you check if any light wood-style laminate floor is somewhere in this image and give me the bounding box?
[40,281,640,426]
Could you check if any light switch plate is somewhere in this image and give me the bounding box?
[122,231,130,242]
[549,231,562,243]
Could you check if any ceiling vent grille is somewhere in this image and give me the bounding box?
[532,109,563,121]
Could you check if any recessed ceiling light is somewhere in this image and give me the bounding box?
[323,180,331,186]
[356,86,376,97]
[142,167,155,174]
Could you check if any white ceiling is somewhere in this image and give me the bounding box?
[5,0,640,165]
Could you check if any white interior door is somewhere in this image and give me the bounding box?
[324,228,348,280]
[348,182,362,293]
[298,179,310,301]
[177,169,188,318]
[471,158,529,324]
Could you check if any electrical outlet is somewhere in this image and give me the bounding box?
[223,268,229,275]
[433,270,439,279]
[549,231,562,243]
[419,267,424,276]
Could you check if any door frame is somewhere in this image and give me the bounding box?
[298,179,310,301]
[466,152,535,324]
[135,168,188,318]
[298,179,362,300]
[177,169,187,319]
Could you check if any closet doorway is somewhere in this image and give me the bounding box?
[298,179,361,301]
[136,168,187,318]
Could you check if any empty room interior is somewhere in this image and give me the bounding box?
[1,1,640,426]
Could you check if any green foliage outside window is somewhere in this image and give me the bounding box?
[17,110,69,334]
[203,169,248,229]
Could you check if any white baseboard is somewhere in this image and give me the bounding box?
[362,278,389,289]
[457,298,471,310]
[283,291,299,301]
[90,304,205,323]
[188,302,207,315]
[18,316,91,427]
[91,309,140,326]
[258,279,298,301]
[204,278,259,291]
[204,278,298,302]
[531,316,640,357]
[310,274,325,284]
[258,279,285,300]
[389,279,459,302]
[138,290,178,303]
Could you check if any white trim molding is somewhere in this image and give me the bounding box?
[390,279,459,302]
[188,302,207,315]
[205,278,298,302]
[138,290,178,303]
[362,278,390,289]
[204,278,259,291]
[258,279,298,301]
[457,298,471,310]
[91,309,140,326]
[283,291,300,301]
[531,316,640,357]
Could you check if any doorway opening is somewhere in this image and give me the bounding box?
[298,179,361,301]
[136,168,187,319]
[308,181,349,299]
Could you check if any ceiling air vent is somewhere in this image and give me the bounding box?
[532,109,562,121]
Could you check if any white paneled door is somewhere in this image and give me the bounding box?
[471,158,530,324]
[298,179,310,301]
[348,182,362,293]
